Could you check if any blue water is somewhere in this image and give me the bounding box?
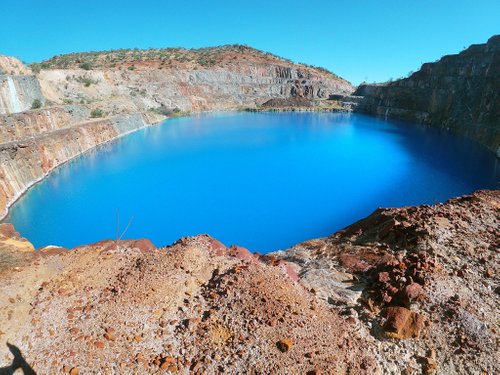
[5,112,499,252]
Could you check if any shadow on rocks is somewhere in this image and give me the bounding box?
[0,343,36,375]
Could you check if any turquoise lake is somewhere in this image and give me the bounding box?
[6,112,499,252]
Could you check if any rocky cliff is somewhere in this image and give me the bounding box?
[0,190,497,373]
[0,45,353,219]
[0,56,45,115]
[0,75,45,115]
[35,45,353,114]
[354,35,500,155]
[0,112,160,219]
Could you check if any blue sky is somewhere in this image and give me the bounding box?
[0,0,498,85]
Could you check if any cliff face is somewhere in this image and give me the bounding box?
[0,75,45,115]
[0,106,89,143]
[0,112,158,219]
[0,56,45,115]
[354,35,500,155]
[35,46,353,115]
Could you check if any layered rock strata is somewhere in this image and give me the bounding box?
[0,112,159,219]
[0,75,44,115]
[354,35,500,155]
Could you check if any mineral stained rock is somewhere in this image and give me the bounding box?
[0,190,498,373]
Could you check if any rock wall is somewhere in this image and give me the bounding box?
[0,106,89,143]
[0,74,45,115]
[0,113,155,219]
[354,35,500,155]
[37,62,353,115]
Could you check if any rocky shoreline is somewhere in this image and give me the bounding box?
[354,35,500,156]
[0,111,164,220]
[0,189,498,373]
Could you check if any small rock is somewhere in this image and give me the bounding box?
[383,306,425,339]
[484,268,494,278]
[69,367,79,375]
[401,282,425,305]
[191,361,203,372]
[94,340,105,349]
[277,338,293,352]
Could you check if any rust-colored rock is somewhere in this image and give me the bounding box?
[401,282,425,305]
[228,245,256,262]
[132,238,156,252]
[383,307,425,339]
[0,189,498,373]
[94,340,105,349]
[277,338,294,352]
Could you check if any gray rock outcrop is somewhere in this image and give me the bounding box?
[354,35,500,154]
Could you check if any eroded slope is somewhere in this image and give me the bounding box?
[0,190,498,374]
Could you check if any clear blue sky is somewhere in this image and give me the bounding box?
[0,0,498,85]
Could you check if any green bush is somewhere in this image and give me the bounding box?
[30,64,41,74]
[79,62,92,70]
[31,99,42,109]
[75,76,98,87]
[90,109,104,118]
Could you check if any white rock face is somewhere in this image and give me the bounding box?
[0,75,44,114]
[6,76,21,113]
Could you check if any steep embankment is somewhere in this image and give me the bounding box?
[0,45,353,219]
[0,56,44,115]
[0,190,497,373]
[354,35,500,155]
[0,112,159,219]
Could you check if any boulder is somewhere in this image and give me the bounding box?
[383,306,425,339]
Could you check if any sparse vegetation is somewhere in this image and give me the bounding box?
[149,105,182,116]
[90,109,104,118]
[31,99,43,109]
[25,44,349,84]
[74,76,99,87]
[27,45,298,71]
[79,62,93,70]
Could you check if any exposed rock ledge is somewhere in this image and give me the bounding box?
[0,110,163,219]
[0,190,498,373]
[353,35,500,155]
